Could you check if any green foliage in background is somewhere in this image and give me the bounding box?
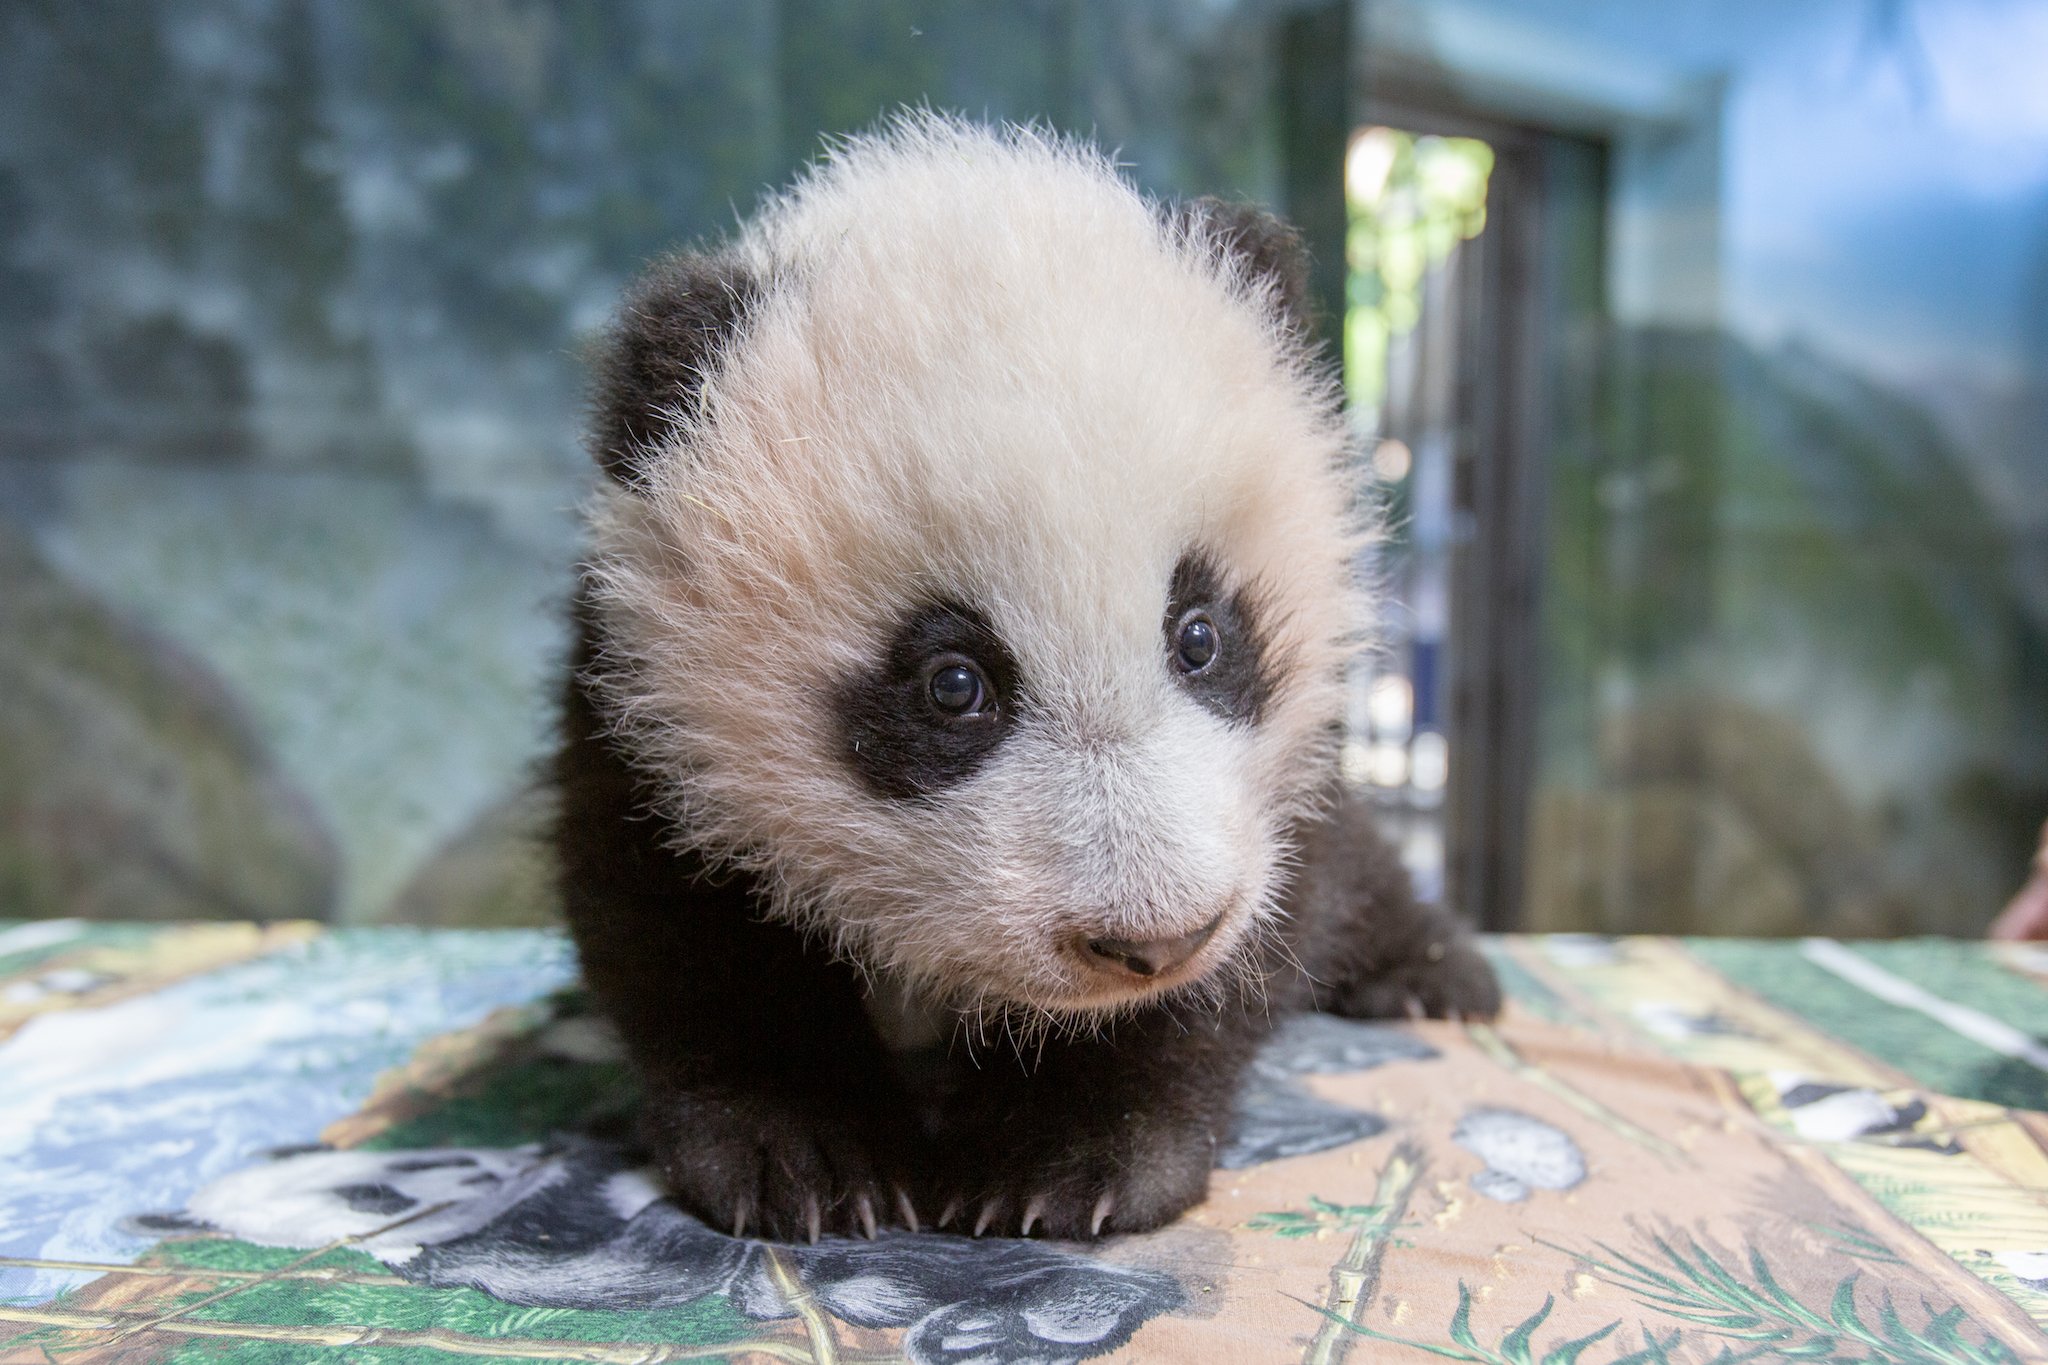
[1344,127,1493,419]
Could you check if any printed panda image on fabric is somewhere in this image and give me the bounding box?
[117,1011,1431,1365]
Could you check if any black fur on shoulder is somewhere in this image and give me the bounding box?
[1172,196,1315,337]
[587,252,762,487]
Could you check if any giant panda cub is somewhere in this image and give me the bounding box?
[559,114,1499,1245]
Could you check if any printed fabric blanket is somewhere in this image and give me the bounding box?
[2,922,2046,1365]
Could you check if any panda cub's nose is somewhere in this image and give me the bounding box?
[1084,913,1223,978]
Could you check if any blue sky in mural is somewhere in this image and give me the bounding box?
[1485,0,2048,372]
[1466,0,2048,514]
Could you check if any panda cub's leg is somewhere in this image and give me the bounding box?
[1284,790,1502,1022]
[558,664,924,1243]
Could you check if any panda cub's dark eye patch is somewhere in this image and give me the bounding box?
[1165,552,1273,725]
[836,601,1020,800]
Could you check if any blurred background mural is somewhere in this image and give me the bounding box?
[0,0,2041,936]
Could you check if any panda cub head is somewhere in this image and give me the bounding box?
[584,114,1363,1020]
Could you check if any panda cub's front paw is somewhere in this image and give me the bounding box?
[1338,935,1502,1022]
[646,1089,908,1243]
[935,1122,1213,1240]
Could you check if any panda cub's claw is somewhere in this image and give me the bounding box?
[854,1191,878,1240]
[1090,1191,1117,1238]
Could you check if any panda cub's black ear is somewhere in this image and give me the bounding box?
[588,252,761,487]
[1172,197,1315,338]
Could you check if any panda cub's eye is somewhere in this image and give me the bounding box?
[1173,609,1220,674]
[925,655,990,717]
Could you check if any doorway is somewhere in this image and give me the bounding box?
[1344,107,1602,931]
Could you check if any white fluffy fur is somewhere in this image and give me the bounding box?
[586,115,1366,1017]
